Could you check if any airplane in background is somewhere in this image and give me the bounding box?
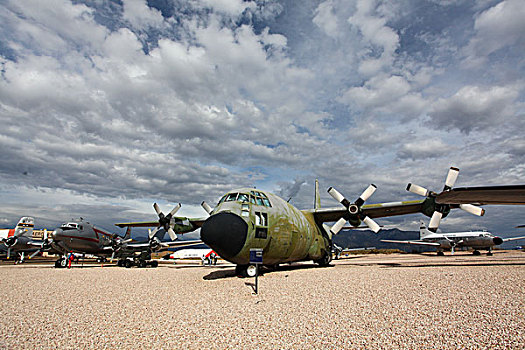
[0,217,45,263]
[381,221,525,256]
[32,214,202,268]
[167,248,218,264]
[117,167,525,277]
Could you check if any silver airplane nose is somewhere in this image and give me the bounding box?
[52,229,61,240]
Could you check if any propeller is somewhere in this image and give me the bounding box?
[407,167,485,232]
[327,184,381,234]
[29,237,54,259]
[109,234,132,262]
[150,203,181,241]
[2,228,29,259]
[201,201,213,215]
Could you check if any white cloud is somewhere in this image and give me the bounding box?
[122,0,165,30]
[464,0,525,65]
[429,85,520,134]
[313,0,340,38]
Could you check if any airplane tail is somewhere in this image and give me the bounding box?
[419,221,432,239]
[123,226,132,240]
[15,217,34,237]
[314,179,321,209]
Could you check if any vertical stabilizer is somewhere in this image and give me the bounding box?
[314,179,321,209]
[419,221,432,239]
[15,217,34,237]
[124,226,132,240]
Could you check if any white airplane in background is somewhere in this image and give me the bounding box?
[381,222,525,256]
[168,248,218,264]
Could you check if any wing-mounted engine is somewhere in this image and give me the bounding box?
[407,167,485,232]
[326,184,381,235]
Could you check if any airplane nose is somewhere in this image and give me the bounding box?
[200,212,248,261]
[52,229,61,240]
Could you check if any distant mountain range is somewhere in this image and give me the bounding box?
[333,228,434,253]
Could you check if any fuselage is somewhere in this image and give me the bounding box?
[51,220,113,255]
[200,188,330,265]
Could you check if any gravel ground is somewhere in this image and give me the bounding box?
[1,251,524,349]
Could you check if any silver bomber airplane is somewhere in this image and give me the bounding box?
[117,167,525,277]
[32,214,202,268]
[0,217,43,262]
[381,221,525,256]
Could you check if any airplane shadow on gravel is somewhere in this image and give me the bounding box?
[203,263,333,280]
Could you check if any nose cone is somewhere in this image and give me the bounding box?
[52,229,61,240]
[493,237,503,245]
[200,212,248,261]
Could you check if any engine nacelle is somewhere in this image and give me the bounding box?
[493,237,503,245]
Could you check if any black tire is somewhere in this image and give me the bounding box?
[138,260,147,268]
[473,250,481,256]
[125,260,132,268]
[117,260,123,267]
[487,252,493,256]
[55,260,63,268]
[437,251,445,256]
[315,252,332,266]
[150,260,158,268]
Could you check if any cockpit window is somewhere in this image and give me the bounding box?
[61,222,79,230]
[218,195,227,204]
[225,193,238,202]
[250,191,272,207]
[238,194,249,202]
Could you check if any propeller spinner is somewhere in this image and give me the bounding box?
[150,203,181,241]
[327,184,381,234]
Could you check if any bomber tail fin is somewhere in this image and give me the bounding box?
[314,179,321,209]
[15,217,34,237]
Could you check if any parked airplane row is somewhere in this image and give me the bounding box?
[2,167,524,274]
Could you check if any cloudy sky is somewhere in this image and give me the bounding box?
[0,0,523,238]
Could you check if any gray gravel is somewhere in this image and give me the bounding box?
[1,251,524,349]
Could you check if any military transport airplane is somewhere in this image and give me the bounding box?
[32,214,202,268]
[381,221,525,255]
[0,217,45,262]
[116,167,524,277]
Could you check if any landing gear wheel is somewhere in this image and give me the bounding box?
[117,260,124,267]
[487,252,493,256]
[315,252,332,266]
[60,258,68,267]
[125,260,132,268]
[437,251,445,256]
[473,250,481,256]
[138,260,147,268]
[246,265,257,277]
[55,259,65,268]
[150,260,158,268]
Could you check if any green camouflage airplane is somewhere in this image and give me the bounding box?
[116,167,525,277]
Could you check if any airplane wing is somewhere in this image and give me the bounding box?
[436,185,525,205]
[502,236,525,242]
[114,217,206,233]
[380,239,441,247]
[312,200,425,222]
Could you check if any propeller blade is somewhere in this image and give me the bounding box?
[459,204,485,216]
[29,249,41,259]
[428,211,443,232]
[167,228,177,241]
[149,227,160,239]
[330,218,347,235]
[110,251,115,262]
[327,187,346,204]
[406,183,429,197]
[362,216,381,233]
[201,201,213,215]
[168,203,181,218]
[444,167,460,190]
[359,184,377,203]
[153,203,162,216]
[7,248,11,259]
[451,245,455,255]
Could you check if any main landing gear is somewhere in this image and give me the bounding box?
[117,259,158,268]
